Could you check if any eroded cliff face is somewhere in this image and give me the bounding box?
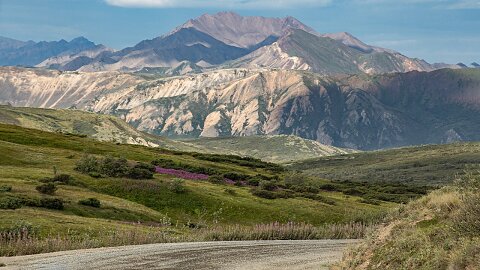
[1,67,479,150]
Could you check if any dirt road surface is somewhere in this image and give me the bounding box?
[0,240,357,270]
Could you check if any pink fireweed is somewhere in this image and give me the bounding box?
[154,167,209,180]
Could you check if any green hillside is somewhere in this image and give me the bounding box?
[0,123,389,256]
[0,105,197,151]
[337,173,480,269]
[289,143,480,186]
[0,105,354,163]
[182,135,356,163]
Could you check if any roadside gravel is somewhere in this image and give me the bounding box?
[0,240,358,270]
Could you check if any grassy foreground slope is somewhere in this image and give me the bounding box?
[0,123,389,256]
[289,143,480,186]
[337,173,480,270]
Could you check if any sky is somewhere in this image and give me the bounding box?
[0,0,479,64]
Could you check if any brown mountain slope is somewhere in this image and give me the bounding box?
[0,67,479,150]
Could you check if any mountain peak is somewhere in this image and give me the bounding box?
[175,12,316,48]
[321,31,376,53]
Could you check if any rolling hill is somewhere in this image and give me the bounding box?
[183,135,355,163]
[0,105,353,163]
[288,142,480,186]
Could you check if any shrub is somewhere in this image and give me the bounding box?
[0,196,23,209]
[223,172,250,181]
[247,178,261,186]
[284,173,306,188]
[343,188,365,196]
[127,168,154,179]
[0,185,12,192]
[75,155,99,173]
[78,198,101,208]
[169,178,186,193]
[53,174,71,183]
[208,175,225,184]
[151,158,176,168]
[134,162,156,172]
[453,193,480,237]
[35,183,57,195]
[259,181,277,191]
[88,172,102,178]
[251,189,277,199]
[100,156,129,177]
[319,183,339,191]
[39,198,64,210]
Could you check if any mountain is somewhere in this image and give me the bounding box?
[36,44,114,71]
[174,11,317,48]
[0,37,108,67]
[2,12,460,75]
[472,62,480,68]
[230,29,438,75]
[1,66,479,150]
[0,36,32,51]
[78,27,251,72]
[320,32,382,53]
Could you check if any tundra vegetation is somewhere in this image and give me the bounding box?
[336,173,480,270]
[0,123,476,257]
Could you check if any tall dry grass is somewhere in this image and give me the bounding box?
[201,222,370,241]
[0,222,371,256]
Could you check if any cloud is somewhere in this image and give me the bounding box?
[447,0,480,9]
[104,0,332,8]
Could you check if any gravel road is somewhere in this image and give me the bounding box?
[0,240,357,270]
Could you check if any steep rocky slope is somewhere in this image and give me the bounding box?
[231,29,437,75]
[1,67,479,150]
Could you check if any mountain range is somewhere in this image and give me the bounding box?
[1,66,479,150]
[0,12,479,151]
[0,12,470,75]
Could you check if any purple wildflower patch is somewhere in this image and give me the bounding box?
[155,167,209,180]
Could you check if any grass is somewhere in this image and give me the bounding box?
[289,142,480,186]
[336,173,480,270]
[181,135,355,163]
[0,123,392,256]
[0,104,199,151]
